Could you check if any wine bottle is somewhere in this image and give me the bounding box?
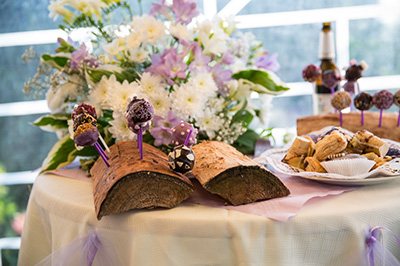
[313,22,339,114]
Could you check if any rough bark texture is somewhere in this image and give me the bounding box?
[191,141,290,205]
[90,141,193,220]
[297,111,399,141]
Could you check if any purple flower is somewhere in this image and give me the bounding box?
[70,43,89,71]
[255,52,280,72]
[150,110,182,146]
[149,0,170,18]
[172,0,199,24]
[220,49,235,65]
[211,64,232,89]
[180,40,198,57]
[146,48,187,85]
[189,46,211,72]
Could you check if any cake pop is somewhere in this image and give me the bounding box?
[322,70,341,94]
[393,89,400,126]
[72,104,109,167]
[331,91,351,126]
[373,90,393,127]
[342,60,368,95]
[168,128,196,174]
[302,64,321,83]
[171,121,197,147]
[354,92,373,125]
[125,97,154,159]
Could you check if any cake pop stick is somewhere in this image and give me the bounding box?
[373,90,393,127]
[354,92,373,126]
[184,129,193,146]
[393,90,400,127]
[98,134,110,153]
[125,97,154,160]
[331,91,351,127]
[93,142,110,167]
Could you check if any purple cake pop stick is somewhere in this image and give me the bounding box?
[339,111,343,127]
[95,141,109,160]
[398,108,400,127]
[94,142,110,167]
[361,110,364,126]
[138,126,143,160]
[379,109,383,127]
[184,129,193,146]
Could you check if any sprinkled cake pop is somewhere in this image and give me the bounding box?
[373,90,393,127]
[331,91,352,126]
[72,104,109,167]
[322,70,341,94]
[125,97,154,159]
[354,92,373,125]
[171,121,197,147]
[302,64,321,83]
[393,90,400,126]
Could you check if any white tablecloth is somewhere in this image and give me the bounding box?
[19,173,400,265]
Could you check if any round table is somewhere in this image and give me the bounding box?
[18,173,400,265]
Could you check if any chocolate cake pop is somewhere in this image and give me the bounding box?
[322,70,341,94]
[393,89,400,127]
[343,60,368,99]
[72,104,109,167]
[373,90,394,127]
[331,91,351,126]
[171,121,197,147]
[354,92,373,125]
[168,145,196,174]
[125,97,154,159]
[302,64,321,83]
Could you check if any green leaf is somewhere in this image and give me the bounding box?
[231,98,253,126]
[232,129,260,155]
[32,114,69,132]
[40,135,77,174]
[86,68,139,84]
[232,69,290,95]
[41,54,70,69]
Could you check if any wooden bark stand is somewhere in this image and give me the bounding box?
[297,111,400,141]
[90,141,193,220]
[191,141,290,205]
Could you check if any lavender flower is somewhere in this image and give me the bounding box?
[172,0,199,24]
[211,64,232,92]
[150,110,182,146]
[146,48,187,85]
[220,49,235,65]
[149,0,170,18]
[189,46,211,72]
[70,43,89,71]
[255,52,280,72]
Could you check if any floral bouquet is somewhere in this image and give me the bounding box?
[23,0,289,174]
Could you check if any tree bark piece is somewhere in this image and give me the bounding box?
[191,141,290,205]
[90,141,193,220]
[297,111,399,141]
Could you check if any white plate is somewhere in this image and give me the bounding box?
[295,174,400,186]
[256,126,400,186]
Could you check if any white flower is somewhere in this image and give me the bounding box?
[197,20,229,56]
[258,94,273,127]
[196,108,223,139]
[105,79,141,114]
[102,37,124,59]
[48,0,72,21]
[189,71,218,98]
[108,112,136,142]
[131,15,166,45]
[170,82,208,120]
[127,47,149,63]
[138,72,166,95]
[46,74,82,112]
[125,31,142,50]
[169,23,194,41]
[146,89,172,116]
[87,74,115,114]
